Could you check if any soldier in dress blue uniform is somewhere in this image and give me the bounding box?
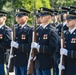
[56,9,69,36]
[0,10,11,75]
[53,7,70,75]
[11,8,32,75]
[59,10,76,75]
[31,7,58,75]
[51,10,59,27]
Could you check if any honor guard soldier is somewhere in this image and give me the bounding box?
[59,10,76,75]
[46,9,60,75]
[51,10,59,27]
[11,8,32,75]
[31,7,58,75]
[56,7,69,36]
[0,10,11,75]
[54,7,71,75]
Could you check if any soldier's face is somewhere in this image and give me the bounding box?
[16,16,28,25]
[63,14,67,20]
[66,19,76,28]
[40,15,51,23]
[36,17,41,24]
[0,17,5,25]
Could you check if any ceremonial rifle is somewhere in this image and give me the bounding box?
[27,0,36,75]
[59,7,65,75]
[8,0,15,72]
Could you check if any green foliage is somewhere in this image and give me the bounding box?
[36,0,51,9]
[0,0,7,9]
[0,0,76,26]
[52,0,76,7]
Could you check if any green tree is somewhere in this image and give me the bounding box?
[0,0,76,26]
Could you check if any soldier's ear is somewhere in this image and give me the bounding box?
[3,16,6,21]
[48,15,51,20]
[74,19,76,22]
[26,16,28,20]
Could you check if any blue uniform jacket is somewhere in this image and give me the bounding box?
[35,24,58,70]
[56,24,68,36]
[0,25,11,64]
[14,24,32,67]
[64,29,76,75]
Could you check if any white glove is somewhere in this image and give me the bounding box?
[31,42,40,51]
[60,48,68,56]
[11,41,19,48]
[58,63,65,70]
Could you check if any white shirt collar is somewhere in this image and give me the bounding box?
[69,27,76,34]
[42,23,49,29]
[20,22,27,28]
[40,24,42,26]
[0,23,5,28]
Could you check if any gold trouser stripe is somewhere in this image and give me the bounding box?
[51,68,53,75]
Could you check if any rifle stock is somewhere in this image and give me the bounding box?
[8,55,14,72]
[27,25,36,75]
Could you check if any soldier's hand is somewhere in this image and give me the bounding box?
[58,63,65,70]
[11,41,19,49]
[60,48,68,56]
[31,42,40,51]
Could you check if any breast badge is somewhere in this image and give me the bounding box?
[71,38,76,43]
[43,34,48,39]
[0,34,3,39]
[21,34,26,40]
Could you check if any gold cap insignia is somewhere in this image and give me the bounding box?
[16,9,20,13]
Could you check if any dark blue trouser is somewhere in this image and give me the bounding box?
[53,66,59,75]
[0,64,4,75]
[15,66,27,75]
[36,69,51,75]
